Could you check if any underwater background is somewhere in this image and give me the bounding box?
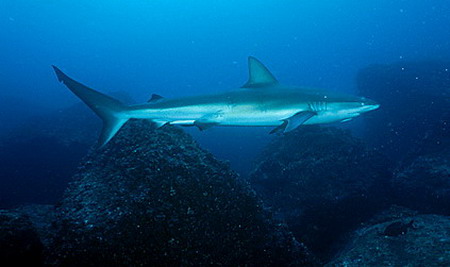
[0,1,449,266]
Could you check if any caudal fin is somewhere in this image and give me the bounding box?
[52,66,129,147]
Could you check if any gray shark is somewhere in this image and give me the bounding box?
[52,57,379,147]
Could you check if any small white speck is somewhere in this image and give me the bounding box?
[323,95,328,99]
[415,77,419,80]
[401,67,405,71]
[399,56,403,59]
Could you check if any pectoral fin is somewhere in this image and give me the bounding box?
[270,111,316,134]
[194,112,223,131]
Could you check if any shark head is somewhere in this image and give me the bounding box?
[344,96,380,115]
[321,95,380,122]
[357,97,380,113]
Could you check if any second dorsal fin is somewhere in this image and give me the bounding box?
[148,94,164,103]
[242,56,278,88]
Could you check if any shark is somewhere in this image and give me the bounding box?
[52,57,379,147]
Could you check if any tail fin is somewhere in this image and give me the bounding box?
[52,66,129,147]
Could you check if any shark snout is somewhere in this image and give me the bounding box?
[364,103,380,112]
[360,98,380,112]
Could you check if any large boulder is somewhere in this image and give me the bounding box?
[250,126,392,259]
[390,105,450,214]
[392,146,450,214]
[356,61,450,161]
[51,120,316,266]
[328,206,450,266]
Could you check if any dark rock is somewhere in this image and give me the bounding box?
[392,147,450,214]
[250,126,392,260]
[357,61,450,161]
[51,120,316,266]
[0,209,45,266]
[328,206,450,266]
[16,205,58,249]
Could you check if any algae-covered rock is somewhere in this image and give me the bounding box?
[328,206,450,266]
[53,120,315,266]
[250,126,392,259]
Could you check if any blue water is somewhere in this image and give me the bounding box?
[0,1,449,204]
[2,1,449,107]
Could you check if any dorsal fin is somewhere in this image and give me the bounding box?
[148,94,164,103]
[242,56,278,88]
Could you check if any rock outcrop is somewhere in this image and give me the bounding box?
[392,147,450,214]
[50,120,315,266]
[250,126,392,259]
